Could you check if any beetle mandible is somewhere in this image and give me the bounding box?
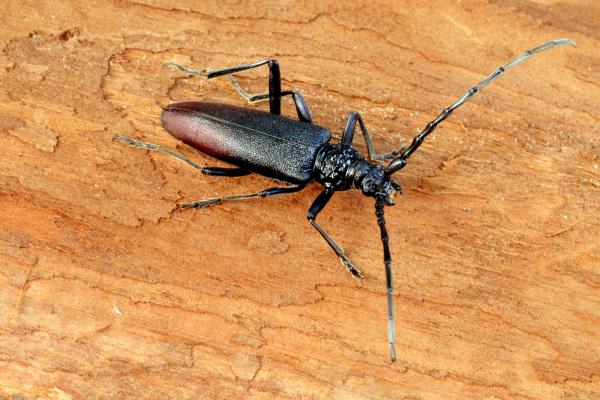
[117,38,575,362]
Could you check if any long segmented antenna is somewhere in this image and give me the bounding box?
[375,198,397,362]
[385,38,576,175]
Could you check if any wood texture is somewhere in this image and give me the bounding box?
[1,1,599,399]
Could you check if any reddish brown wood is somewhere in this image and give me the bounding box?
[1,1,599,399]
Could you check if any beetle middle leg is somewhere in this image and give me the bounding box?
[307,189,363,280]
[179,184,306,209]
[115,134,251,177]
[165,60,312,122]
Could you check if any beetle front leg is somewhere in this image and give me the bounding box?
[115,134,251,177]
[307,189,363,280]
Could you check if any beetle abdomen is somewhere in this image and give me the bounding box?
[161,102,331,184]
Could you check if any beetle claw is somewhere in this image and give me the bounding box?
[340,256,364,281]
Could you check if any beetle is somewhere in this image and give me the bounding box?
[117,38,575,361]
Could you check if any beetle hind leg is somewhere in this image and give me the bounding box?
[165,60,312,122]
[179,184,306,209]
[165,59,282,113]
[115,134,251,177]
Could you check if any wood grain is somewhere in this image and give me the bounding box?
[1,1,599,399]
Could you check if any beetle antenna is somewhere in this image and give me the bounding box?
[384,38,576,175]
[375,198,397,362]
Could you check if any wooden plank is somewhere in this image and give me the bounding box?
[1,1,599,399]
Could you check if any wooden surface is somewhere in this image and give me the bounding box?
[1,1,599,399]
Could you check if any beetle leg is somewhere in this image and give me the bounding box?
[307,189,363,280]
[179,184,306,209]
[115,134,251,177]
[165,62,270,102]
[164,61,272,104]
[165,59,283,115]
[226,75,270,103]
[166,60,313,122]
[223,81,312,123]
[197,167,252,177]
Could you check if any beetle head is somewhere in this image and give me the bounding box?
[360,164,402,205]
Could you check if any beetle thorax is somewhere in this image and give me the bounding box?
[313,143,401,203]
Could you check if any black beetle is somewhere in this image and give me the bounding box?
[117,38,575,361]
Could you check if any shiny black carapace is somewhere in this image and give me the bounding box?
[117,39,575,361]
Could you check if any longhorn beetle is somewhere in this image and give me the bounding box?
[117,39,575,361]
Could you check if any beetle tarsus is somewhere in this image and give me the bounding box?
[340,255,363,281]
[164,62,208,78]
[179,198,221,209]
[114,134,158,150]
